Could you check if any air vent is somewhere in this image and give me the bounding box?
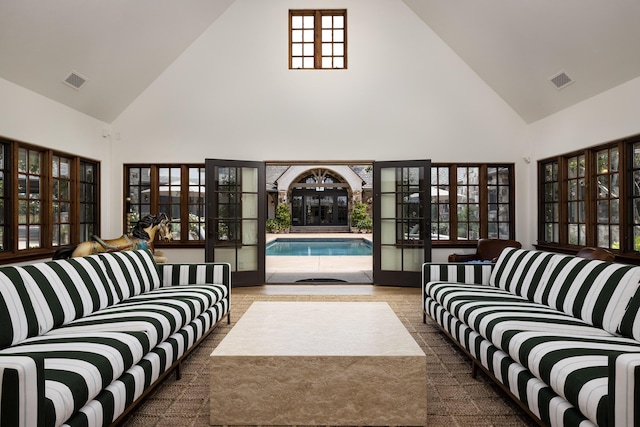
[549,70,574,90]
[62,71,88,90]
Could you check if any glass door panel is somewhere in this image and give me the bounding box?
[206,159,265,286]
[374,160,431,287]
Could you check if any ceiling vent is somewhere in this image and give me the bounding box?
[549,70,574,90]
[62,71,88,91]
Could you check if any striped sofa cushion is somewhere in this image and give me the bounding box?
[159,263,229,288]
[423,263,493,286]
[98,250,160,302]
[502,331,640,426]
[536,254,640,335]
[47,284,228,349]
[619,288,640,340]
[0,256,117,350]
[0,330,150,427]
[61,307,223,427]
[489,248,558,300]
[425,282,613,345]
[425,297,593,427]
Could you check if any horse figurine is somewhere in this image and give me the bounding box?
[52,213,172,263]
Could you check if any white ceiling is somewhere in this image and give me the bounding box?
[1,0,639,124]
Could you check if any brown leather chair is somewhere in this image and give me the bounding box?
[576,247,615,262]
[448,238,522,263]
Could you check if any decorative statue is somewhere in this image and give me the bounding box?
[53,213,172,263]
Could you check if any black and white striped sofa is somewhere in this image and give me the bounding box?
[0,249,231,427]
[423,247,640,427]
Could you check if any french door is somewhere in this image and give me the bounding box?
[373,160,431,287]
[205,159,265,286]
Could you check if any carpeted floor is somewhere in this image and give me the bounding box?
[119,286,537,427]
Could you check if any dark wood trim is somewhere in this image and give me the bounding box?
[289,9,347,70]
[432,162,516,244]
[0,138,100,263]
[537,135,640,258]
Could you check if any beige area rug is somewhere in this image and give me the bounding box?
[119,287,537,427]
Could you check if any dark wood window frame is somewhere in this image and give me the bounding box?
[536,134,640,263]
[0,137,100,263]
[289,9,347,70]
[431,163,516,248]
[124,164,206,248]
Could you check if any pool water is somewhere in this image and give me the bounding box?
[266,238,372,256]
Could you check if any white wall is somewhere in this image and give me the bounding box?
[0,76,115,237]
[17,1,637,263]
[112,0,528,261]
[525,76,640,246]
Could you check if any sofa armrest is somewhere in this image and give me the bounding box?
[422,262,493,286]
[609,352,640,427]
[0,355,44,427]
[159,262,231,292]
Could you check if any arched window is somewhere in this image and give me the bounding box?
[291,169,349,227]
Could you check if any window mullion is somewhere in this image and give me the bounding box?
[450,165,459,242]
[40,150,50,249]
[181,165,189,243]
[618,142,628,251]
[555,156,566,246]
[71,157,79,244]
[314,11,322,69]
[479,164,488,237]
[150,165,159,215]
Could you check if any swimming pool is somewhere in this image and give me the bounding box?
[266,238,372,256]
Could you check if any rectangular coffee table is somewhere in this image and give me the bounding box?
[209,301,427,426]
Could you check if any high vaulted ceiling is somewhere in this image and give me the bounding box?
[1,0,639,124]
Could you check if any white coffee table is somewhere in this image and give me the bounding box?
[209,301,427,426]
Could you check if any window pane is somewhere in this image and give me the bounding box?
[17,148,42,250]
[303,29,314,42]
[292,16,303,29]
[541,160,559,243]
[595,147,620,249]
[303,43,313,56]
[303,15,313,28]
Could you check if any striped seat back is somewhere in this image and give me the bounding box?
[159,263,228,287]
[0,255,116,349]
[489,247,557,300]
[537,254,640,335]
[98,250,161,301]
[619,288,640,340]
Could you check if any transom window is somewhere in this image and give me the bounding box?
[0,137,100,262]
[289,9,347,69]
